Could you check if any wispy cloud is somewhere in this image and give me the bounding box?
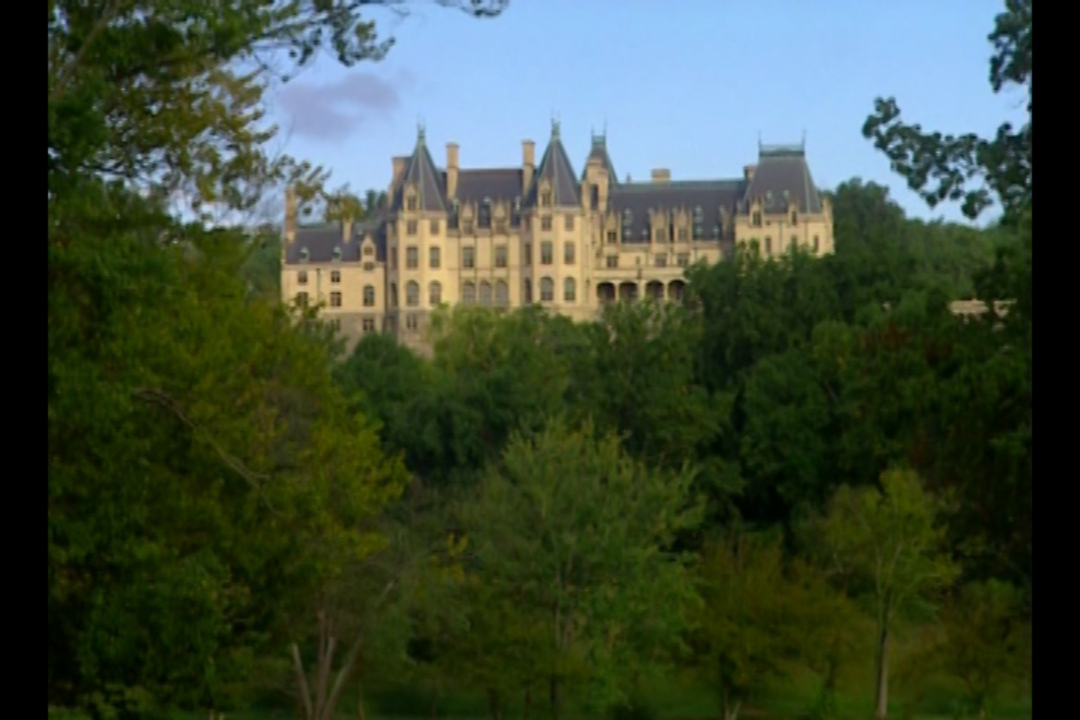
[277,70,413,141]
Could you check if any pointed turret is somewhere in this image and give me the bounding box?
[525,120,580,208]
[581,132,618,186]
[392,125,447,213]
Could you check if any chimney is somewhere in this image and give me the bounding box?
[651,168,671,184]
[446,142,459,198]
[744,164,756,182]
[284,185,298,244]
[391,156,408,189]
[522,140,536,191]
[342,217,353,243]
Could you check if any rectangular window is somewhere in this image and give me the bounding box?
[406,197,417,212]
[430,283,442,306]
[790,211,798,225]
[406,246,418,269]
[564,215,574,231]
[363,286,375,307]
[330,270,341,283]
[495,245,508,268]
[606,255,619,269]
[540,242,553,265]
[540,282,554,302]
[655,255,667,267]
[541,216,552,231]
[564,242,575,265]
[524,243,532,265]
[764,237,772,254]
[677,253,690,267]
[752,211,762,227]
[430,219,440,235]
[390,247,397,269]
[606,231,618,245]
[406,314,418,331]
[813,236,820,252]
[429,246,440,269]
[406,220,418,235]
[363,262,375,271]
[463,246,475,269]
[677,228,688,242]
[296,292,309,307]
[297,271,308,285]
[541,190,552,206]
[330,291,342,307]
[362,318,376,333]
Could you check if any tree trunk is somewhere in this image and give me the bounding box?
[523,686,531,720]
[291,642,315,720]
[357,679,366,720]
[874,626,889,720]
[722,699,741,720]
[487,688,502,720]
[549,677,561,720]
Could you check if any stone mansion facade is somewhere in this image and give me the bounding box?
[281,122,834,351]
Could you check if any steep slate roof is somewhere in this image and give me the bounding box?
[285,216,386,264]
[391,127,447,213]
[525,121,580,208]
[581,134,619,186]
[455,168,523,204]
[608,180,745,244]
[741,145,823,213]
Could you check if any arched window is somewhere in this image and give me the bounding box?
[495,280,509,308]
[563,277,576,302]
[406,281,419,307]
[462,281,476,305]
[523,278,533,304]
[429,281,442,306]
[389,283,398,307]
[363,285,375,307]
[479,281,493,307]
[540,277,554,302]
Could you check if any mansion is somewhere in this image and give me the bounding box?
[281,122,835,351]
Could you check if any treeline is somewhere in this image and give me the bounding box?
[325,179,1030,720]
[47,1,1030,719]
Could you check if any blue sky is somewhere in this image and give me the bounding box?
[266,0,1025,224]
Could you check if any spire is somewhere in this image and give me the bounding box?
[395,121,446,213]
[527,118,579,207]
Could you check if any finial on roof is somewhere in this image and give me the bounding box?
[417,119,426,144]
[551,117,561,139]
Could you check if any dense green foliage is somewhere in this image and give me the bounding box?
[48,1,1031,719]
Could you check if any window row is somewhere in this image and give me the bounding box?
[403,214,577,235]
[603,254,692,269]
[391,242,578,270]
[297,267,378,285]
[751,236,821,254]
